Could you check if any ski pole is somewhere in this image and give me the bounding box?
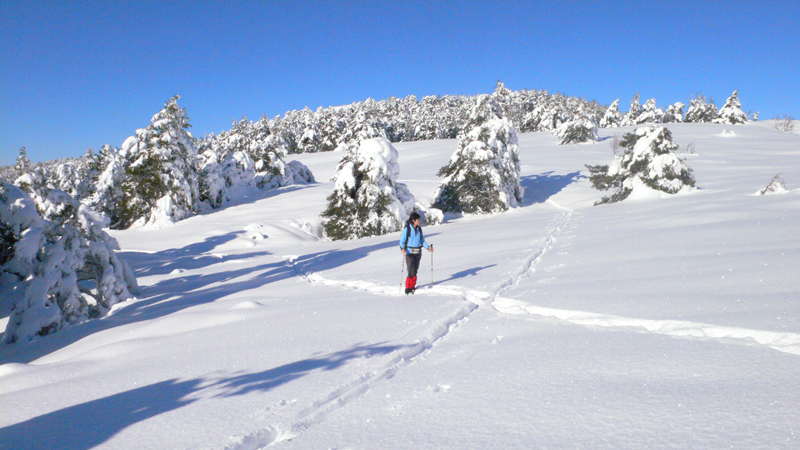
[400,253,405,295]
[430,247,434,288]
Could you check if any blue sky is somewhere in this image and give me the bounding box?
[2,0,798,166]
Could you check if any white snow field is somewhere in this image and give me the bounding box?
[2,122,799,449]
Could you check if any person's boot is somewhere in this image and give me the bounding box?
[405,277,412,295]
[410,276,417,293]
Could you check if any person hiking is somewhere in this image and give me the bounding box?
[399,212,433,294]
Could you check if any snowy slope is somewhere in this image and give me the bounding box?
[2,123,799,449]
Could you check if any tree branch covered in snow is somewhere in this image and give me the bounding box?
[586,126,696,205]
[321,138,437,240]
[1,180,139,344]
[432,95,524,214]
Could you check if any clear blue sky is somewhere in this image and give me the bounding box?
[2,0,798,166]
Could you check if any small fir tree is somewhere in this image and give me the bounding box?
[621,94,642,126]
[637,98,663,124]
[684,93,718,123]
[715,90,748,124]
[585,126,696,205]
[554,108,599,144]
[663,102,685,123]
[15,147,31,172]
[599,99,622,128]
[321,138,419,240]
[433,101,523,214]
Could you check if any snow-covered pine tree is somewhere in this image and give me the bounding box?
[116,95,199,228]
[663,102,685,123]
[637,98,663,124]
[492,80,515,118]
[621,94,642,126]
[195,116,315,210]
[251,120,314,190]
[585,126,696,205]
[53,161,81,198]
[684,93,718,123]
[196,146,226,210]
[599,99,622,128]
[1,180,138,343]
[554,107,599,144]
[715,90,748,124]
[52,148,100,200]
[321,137,422,240]
[333,106,389,154]
[15,147,31,172]
[464,94,504,131]
[88,145,127,227]
[75,147,102,202]
[433,97,523,214]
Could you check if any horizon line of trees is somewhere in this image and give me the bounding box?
[3,83,755,172]
[0,83,754,343]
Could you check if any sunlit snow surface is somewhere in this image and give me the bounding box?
[2,123,799,449]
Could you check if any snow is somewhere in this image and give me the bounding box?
[2,122,800,449]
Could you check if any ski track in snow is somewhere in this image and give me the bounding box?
[221,256,478,449]
[222,201,799,448]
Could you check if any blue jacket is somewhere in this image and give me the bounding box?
[399,224,430,254]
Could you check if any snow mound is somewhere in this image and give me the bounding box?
[754,175,788,195]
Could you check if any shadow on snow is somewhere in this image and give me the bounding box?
[519,171,585,206]
[1,233,412,364]
[1,342,404,450]
[437,264,497,284]
[120,230,267,278]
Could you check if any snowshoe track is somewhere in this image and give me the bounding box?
[223,298,477,449]
[224,203,798,449]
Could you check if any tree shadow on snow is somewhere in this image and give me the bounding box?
[519,171,585,206]
[196,184,318,215]
[1,233,285,364]
[436,265,497,284]
[287,234,438,275]
[1,233,418,365]
[118,230,270,278]
[208,342,404,397]
[0,342,403,450]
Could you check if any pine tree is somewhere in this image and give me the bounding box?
[433,101,523,214]
[684,93,718,123]
[54,161,81,197]
[599,99,622,128]
[663,102,685,123]
[637,98,663,124]
[554,107,599,144]
[116,95,199,228]
[321,138,419,240]
[15,147,31,172]
[586,126,695,205]
[197,146,226,210]
[1,180,138,343]
[195,116,315,210]
[621,94,642,126]
[88,145,126,227]
[715,90,748,124]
